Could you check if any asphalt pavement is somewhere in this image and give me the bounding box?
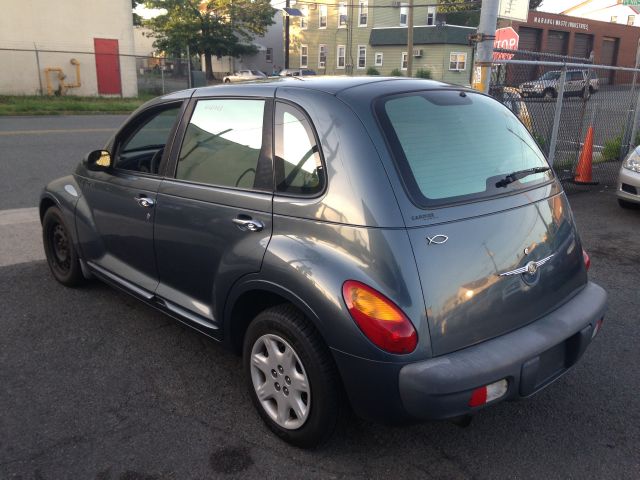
[1,116,639,479]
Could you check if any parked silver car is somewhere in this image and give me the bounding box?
[617,146,640,208]
[223,70,267,83]
[520,70,599,99]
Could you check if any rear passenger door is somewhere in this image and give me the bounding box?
[153,97,273,328]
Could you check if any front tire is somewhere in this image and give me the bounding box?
[42,206,85,287]
[543,89,556,100]
[243,304,342,448]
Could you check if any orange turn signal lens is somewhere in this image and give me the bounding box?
[342,280,417,354]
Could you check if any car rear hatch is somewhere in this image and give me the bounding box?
[375,89,588,356]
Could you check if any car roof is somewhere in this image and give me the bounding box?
[189,76,450,97]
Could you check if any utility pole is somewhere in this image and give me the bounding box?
[284,0,290,69]
[472,0,500,94]
[407,0,414,77]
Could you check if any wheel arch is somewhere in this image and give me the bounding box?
[223,279,326,356]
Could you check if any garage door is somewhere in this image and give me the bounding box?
[518,27,541,52]
[601,37,619,84]
[573,33,594,60]
[547,30,569,56]
[514,27,542,81]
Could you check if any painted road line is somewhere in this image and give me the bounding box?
[0,128,116,136]
[0,207,45,267]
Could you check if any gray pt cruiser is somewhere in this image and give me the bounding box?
[40,77,607,447]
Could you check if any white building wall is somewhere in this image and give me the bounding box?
[0,0,137,96]
[564,1,640,27]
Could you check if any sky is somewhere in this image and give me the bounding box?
[538,0,583,14]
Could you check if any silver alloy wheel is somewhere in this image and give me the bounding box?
[250,333,311,430]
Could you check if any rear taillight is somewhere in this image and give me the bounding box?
[342,280,417,354]
[469,379,509,407]
[583,249,591,271]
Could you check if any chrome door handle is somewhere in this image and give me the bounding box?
[134,195,155,208]
[232,217,264,232]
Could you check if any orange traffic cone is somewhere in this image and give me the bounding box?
[574,126,598,185]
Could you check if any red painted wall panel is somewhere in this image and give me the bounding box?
[94,38,122,95]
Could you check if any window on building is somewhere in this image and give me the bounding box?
[339,2,348,27]
[427,6,436,25]
[319,44,327,68]
[400,3,408,26]
[300,5,308,29]
[319,5,327,28]
[337,45,346,69]
[610,16,617,23]
[300,45,308,68]
[401,52,408,70]
[359,1,368,27]
[628,15,636,26]
[176,99,265,190]
[449,52,467,71]
[266,48,273,63]
[375,52,383,66]
[358,45,366,69]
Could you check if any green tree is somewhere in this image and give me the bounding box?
[438,1,544,27]
[144,0,276,79]
[132,0,143,26]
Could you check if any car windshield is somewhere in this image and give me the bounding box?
[540,71,560,80]
[376,90,552,206]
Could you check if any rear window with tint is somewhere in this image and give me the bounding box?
[377,90,551,206]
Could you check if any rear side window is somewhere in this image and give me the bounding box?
[176,99,265,189]
[376,90,551,206]
[274,102,324,195]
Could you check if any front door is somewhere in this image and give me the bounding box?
[77,103,183,293]
[154,97,273,326]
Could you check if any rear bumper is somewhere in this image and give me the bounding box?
[399,281,607,420]
[333,282,606,423]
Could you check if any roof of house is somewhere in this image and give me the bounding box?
[369,25,476,47]
[563,1,640,15]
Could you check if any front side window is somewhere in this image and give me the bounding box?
[337,45,346,69]
[176,99,265,190]
[300,45,308,68]
[401,52,408,70]
[274,102,324,196]
[115,104,181,174]
[339,2,348,27]
[400,3,408,26]
[359,1,368,26]
[375,52,383,66]
[319,44,327,68]
[449,52,467,71]
[358,45,366,69]
[376,91,551,206]
[319,5,327,28]
[300,5,308,29]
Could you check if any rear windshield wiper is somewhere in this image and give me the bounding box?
[495,166,550,188]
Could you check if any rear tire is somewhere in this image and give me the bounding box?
[543,89,556,100]
[243,304,343,448]
[42,206,85,287]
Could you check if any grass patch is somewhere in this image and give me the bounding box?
[0,95,155,115]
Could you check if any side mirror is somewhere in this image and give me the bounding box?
[84,150,112,171]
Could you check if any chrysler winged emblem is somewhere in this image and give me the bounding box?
[500,254,555,277]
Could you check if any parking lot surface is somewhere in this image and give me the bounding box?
[1,116,639,479]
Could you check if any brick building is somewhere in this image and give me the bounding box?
[507,10,640,83]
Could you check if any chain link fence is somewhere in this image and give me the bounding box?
[489,49,640,193]
[0,47,202,98]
